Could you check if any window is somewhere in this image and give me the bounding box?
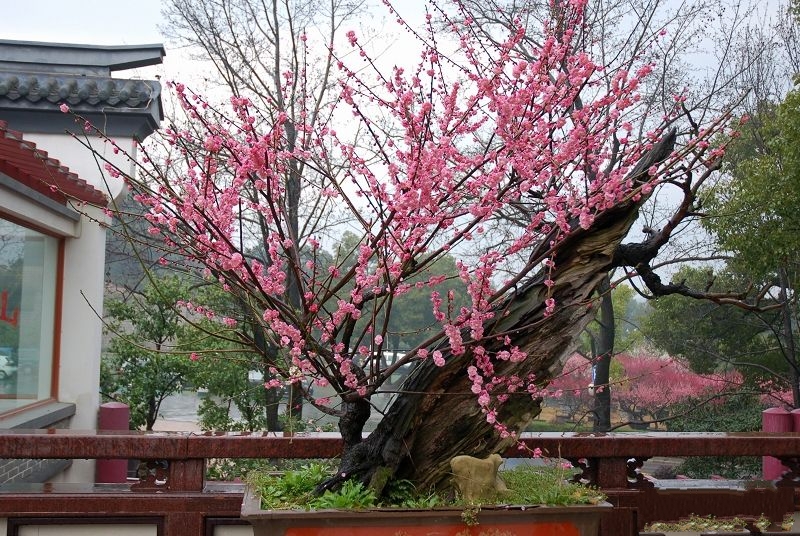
[0,217,59,413]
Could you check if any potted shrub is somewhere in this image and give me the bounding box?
[71,0,729,530]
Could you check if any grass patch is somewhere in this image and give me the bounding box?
[247,461,604,511]
[498,464,604,506]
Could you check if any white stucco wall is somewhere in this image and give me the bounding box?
[25,132,137,202]
[50,203,109,482]
[18,133,134,483]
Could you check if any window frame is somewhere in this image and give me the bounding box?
[0,206,66,419]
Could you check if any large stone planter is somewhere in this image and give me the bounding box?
[242,486,609,536]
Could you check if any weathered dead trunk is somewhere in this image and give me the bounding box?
[329,131,677,494]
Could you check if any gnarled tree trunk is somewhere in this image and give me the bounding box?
[326,131,677,493]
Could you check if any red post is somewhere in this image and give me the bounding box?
[96,401,130,483]
[762,407,792,480]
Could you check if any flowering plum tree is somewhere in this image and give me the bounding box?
[74,0,733,494]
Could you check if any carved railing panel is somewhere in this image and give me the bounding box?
[626,456,654,489]
[131,459,169,491]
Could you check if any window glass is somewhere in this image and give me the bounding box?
[0,218,58,412]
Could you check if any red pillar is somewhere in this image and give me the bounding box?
[762,407,792,480]
[96,401,130,483]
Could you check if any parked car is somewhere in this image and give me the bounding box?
[0,352,17,380]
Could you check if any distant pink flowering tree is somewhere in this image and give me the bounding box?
[79,0,733,493]
[546,354,594,422]
[614,353,743,426]
[548,352,745,428]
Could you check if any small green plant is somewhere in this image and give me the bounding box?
[383,479,443,508]
[206,458,275,481]
[278,413,308,434]
[247,462,334,510]
[499,463,604,506]
[461,505,480,526]
[309,479,377,509]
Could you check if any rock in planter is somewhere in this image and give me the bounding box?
[450,453,508,502]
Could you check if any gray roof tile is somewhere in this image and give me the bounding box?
[0,73,159,110]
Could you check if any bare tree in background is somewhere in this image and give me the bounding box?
[159,0,367,429]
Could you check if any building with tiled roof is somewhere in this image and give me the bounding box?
[0,40,163,484]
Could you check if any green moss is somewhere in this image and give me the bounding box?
[496,464,605,506]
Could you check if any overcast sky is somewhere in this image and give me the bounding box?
[0,0,171,80]
[1,0,165,45]
[0,0,430,84]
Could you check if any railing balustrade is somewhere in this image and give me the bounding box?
[1,430,798,535]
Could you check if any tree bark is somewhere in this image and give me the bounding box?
[592,275,614,432]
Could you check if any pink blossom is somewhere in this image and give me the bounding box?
[545,297,556,316]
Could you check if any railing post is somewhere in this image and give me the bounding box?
[594,457,630,489]
[96,401,130,483]
[168,458,206,492]
[762,407,792,479]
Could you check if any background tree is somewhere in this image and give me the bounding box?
[545,353,595,424]
[642,266,786,389]
[700,90,800,405]
[192,350,274,432]
[613,352,742,427]
[668,393,764,478]
[102,276,197,430]
[577,278,644,430]
[159,0,368,425]
[547,348,743,430]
